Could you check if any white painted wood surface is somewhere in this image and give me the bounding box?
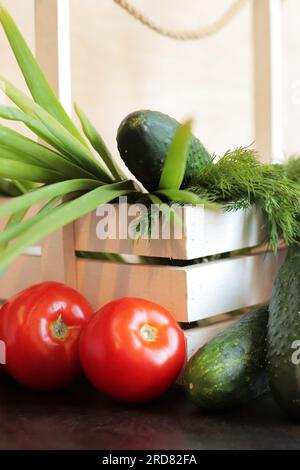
[75,205,267,260]
[34,0,72,114]
[0,243,284,322]
[252,0,283,163]
[76,249,286,322]
[34,0,77,286]
[0,254,42,301]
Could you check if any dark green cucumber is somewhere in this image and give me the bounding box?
[183,306,269,411]
[117,110,212,192]
[267,246,300,419]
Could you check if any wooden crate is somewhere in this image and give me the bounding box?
[0,0,286,354]
[75,205,267,260]
[0,204,286,323]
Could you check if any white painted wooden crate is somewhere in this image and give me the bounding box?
[0,203,286,322]
[73,204,285,322]
[0,0,287,351]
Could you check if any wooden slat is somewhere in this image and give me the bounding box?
[75,205,267,260]
[0,255,42,301]
[41,223,77,286]
[186,249,285,322]
[34,0,72,114]
[252,0,283,163]
[76,249,286,322]
[0,247,282,323]
[34,0,76,286]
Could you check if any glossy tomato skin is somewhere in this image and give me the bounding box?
[80,297,186,402]
[0,282,93,390]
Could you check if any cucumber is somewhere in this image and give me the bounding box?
[117,110,212,192]
[183,306,269,411]
[267,246,300,419]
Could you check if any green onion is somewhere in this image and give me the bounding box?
[75,104,124,181]
[0,179,102,219]
[159,120,192,190]
[0,181,135,270]
[0,3,86,146]
[0,78,112,181]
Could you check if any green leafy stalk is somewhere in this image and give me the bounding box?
[0,78,112,181]
[0,207,28,253]
[155,188,220,209]
[0,179,102,219]
[0,196,61,247]
[0,181,135,270]
[159,120,192,190]
[0,179,34,197]
[0,120,96,179]
[0,3,86,146]
[75,104,125,181]
[0,159,65,183]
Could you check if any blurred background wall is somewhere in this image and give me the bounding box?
[0,0,299,159]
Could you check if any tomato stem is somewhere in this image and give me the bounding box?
[140,323,158,342]
[50,314,69,341]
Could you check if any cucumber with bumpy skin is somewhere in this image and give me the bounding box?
[117,110,212,192]
[267,245,300,419]
[183,306,269,411]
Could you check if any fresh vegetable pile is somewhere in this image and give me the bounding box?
[0,247,299,421]
[0,5,298,270]
[184,245,300,420]
[0,284,186,402]
[0,4,299,420]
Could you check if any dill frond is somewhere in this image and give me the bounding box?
[188,148,300,250]
[278,156,300,182]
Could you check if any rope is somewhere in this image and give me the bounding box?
[113,0,249,41]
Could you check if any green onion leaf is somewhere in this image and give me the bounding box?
[0,119,98,179]
[0,182,135,270]
[0,179,102,219]
[155,189,220,209]
[0,3,86,146]
[0,207,28,251]
[0,78,112,181]
[75,104,124,181]
[159,120,192,190]
[0,159,65,183]
[0,178,34,196]
[0,197,61,247]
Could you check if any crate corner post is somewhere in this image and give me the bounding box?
[34,0,76,287]
[252,0,284,164]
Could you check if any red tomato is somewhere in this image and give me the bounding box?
[0,302,8,374]
[0,282,93,390]
[80,297,186,402]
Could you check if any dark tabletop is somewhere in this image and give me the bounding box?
[0,374,298,450]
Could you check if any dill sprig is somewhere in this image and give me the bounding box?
[278,155,300,182]
[188,148,300,250]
